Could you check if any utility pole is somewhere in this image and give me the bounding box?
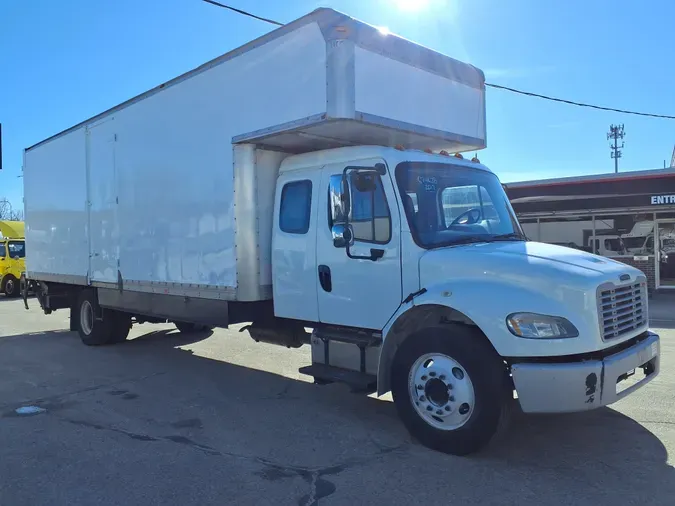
[607,124,625,173]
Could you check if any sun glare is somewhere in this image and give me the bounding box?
[391,0,431,12]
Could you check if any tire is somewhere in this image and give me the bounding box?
[174,321,212,333]
[391,325,508,456]
[3,275,19,298]
[76,290,129,346]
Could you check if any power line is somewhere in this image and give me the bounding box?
[201,0,675,120]
[202,0,282,26]
[486,84,675,120]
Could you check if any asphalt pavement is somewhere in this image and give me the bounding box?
[0,296,674,505]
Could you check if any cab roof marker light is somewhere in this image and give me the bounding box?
[454,153,464,159]
[439,150,450,157]
[394,144,405,151]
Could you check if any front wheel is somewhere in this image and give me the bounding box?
[3,275,19,298]
[391,325,508,456]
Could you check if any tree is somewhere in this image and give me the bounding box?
[0,199,23,221]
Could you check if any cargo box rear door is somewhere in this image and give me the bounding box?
[86,118,119,284]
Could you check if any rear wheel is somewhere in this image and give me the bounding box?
[77,290,130,345]
[391,325,508,456]
[174,321,213,333]
[3,275,19,298]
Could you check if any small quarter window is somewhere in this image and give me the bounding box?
[279,180,312,234]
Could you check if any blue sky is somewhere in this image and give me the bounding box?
[1,0,674,208]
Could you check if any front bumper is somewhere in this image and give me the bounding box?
[511,331,660,413]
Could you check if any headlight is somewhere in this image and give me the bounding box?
[506,313,579,339]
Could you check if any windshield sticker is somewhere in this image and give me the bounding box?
[417,176,437,192]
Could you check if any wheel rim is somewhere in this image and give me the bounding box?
[408,353,475,431]
[80,300,94,335]
[5,279,14,294]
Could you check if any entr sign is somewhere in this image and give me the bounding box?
[650,194,675,205]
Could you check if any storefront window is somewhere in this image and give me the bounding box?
[533,216,599,252]
[518,213,657,258]
[592,213,654,258]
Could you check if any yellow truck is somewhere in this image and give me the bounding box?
[0,221,25,297]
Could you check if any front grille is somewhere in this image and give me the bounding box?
[598,281,647,340]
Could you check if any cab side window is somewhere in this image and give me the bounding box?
[279,180,312,234]
[0,243,5,258]
[349,174,391,244]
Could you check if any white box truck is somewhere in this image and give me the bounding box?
[22,8,659,455]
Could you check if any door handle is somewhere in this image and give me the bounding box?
[318,265,332,292]
[370,248,385,260]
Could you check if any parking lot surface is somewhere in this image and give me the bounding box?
[1,297,674,505]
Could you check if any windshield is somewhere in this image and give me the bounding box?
[395,162,524,248]
[8,241,25,259]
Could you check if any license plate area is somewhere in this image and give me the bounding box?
[616,359,656,395]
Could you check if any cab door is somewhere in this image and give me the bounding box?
[0,241,7,283]
[272,168,322,322]
[316,159,402,330]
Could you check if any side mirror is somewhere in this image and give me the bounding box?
[332,224,354,248]
[328,174,350,223]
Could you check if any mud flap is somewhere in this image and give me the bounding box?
[20,273,29,310]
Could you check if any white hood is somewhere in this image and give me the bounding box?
[419,241,642,293]
[417,241,646,357]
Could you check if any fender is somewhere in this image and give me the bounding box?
[376,277,595,395]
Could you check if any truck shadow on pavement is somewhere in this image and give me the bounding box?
[1,326,673,505]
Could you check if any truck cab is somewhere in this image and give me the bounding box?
[272,145,659,454]
[0,221,26,298]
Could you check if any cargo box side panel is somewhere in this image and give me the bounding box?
[256,149,288,291]
[110,22,326,297]
[24,129,89,282]
[353,46,485,150]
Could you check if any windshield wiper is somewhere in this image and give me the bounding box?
[487,232,525,242]
[434,233,525,249]
[446,236,493,247]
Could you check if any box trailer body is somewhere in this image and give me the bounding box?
[23,8,658,456]
[24,9,484,313]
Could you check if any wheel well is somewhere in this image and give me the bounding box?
[377,304,496,396]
